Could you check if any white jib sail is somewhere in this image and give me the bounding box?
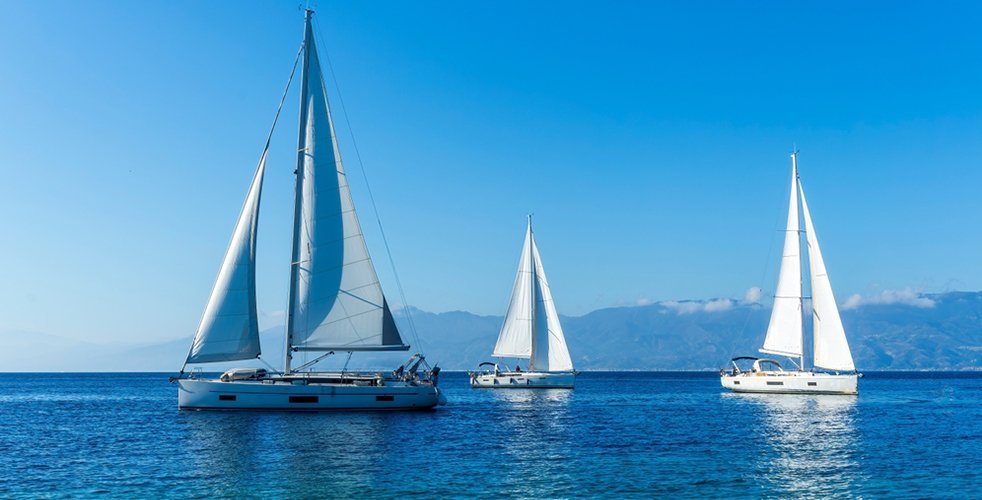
[187,152,267,364]
[493,221,534,359]
[799,180,856,372]
[761,156,804,358]
[529,235,574,372]
[286,20,405,352]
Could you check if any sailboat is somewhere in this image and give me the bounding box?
[172,10,444,410]
[721,151,859,395]
[470,216,577,388]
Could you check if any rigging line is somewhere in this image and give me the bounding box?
[726,161,788,364]
[293,351,334,372]
[311,17,423,353]
[178,40,305,377]
[341,351,353,382]
[263,42,305,162]
[257,356,283,375]
[262,43,304,372]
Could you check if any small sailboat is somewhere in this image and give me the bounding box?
[173,10,443,410]
[470,216,577,388]
[722,151,859,395]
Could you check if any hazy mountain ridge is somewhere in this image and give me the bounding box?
[2,291,979,371]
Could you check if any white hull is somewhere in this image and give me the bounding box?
[469,371,575,389]
[178,374,443,411]
[721,371,857,395]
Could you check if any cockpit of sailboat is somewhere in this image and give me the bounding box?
[725,357,787,376]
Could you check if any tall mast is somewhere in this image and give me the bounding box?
[528,214,538,370]
[284,9,314,375]
[791,150,805,371]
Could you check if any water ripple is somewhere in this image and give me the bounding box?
[0,372,977,497]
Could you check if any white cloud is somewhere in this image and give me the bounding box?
[704,298,734,312]
[661,298,734,315]
[636,297,653,306]
[661,301,700,314]
[743,287,763,304]
[841,295,863,310]
[659,301,698,314]
[841,288,936,310]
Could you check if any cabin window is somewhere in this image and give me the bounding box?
[808,382,817,386]
[376,395,394,402]
[289,396,318,403]
[733,381,740,385]
[766,381,784,386]
[219,395,236,401]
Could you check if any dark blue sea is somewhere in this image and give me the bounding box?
[0,372,978,498]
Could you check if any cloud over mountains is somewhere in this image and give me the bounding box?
[842,287,937,310]
[660,298,735,314]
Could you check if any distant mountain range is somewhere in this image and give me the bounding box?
[2,291,979,372]
[405,290,981,371]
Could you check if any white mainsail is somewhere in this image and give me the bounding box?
[285,19,406,358]
[799,181,856,371]
[186,152,267,364]
[493,218,573,371]
[761,154,804,359]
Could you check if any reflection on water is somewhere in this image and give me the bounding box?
[182,412,267,495]
[727,394,863,497]
[491,388,573,406]
[181,411,406,496]
[491,389,576,496]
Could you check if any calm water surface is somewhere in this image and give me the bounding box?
[0,372,978,498]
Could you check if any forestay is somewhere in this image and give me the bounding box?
[761,157,804,358]
[186,152,267,364]
[799,181,855,371]
[286,20,406,352]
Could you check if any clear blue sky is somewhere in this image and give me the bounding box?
[2,1,981,344]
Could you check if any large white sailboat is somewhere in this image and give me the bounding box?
[173,10,443,410]
[721,152,859,395]
[470,217,577,388]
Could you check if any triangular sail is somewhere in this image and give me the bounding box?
[493,219,574,371]
[493,222,534,359]
[799,181,855,371]
[761,156,804,358]
[187,152,266,364]
[285,16,407,355]
[529,236,574,372]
